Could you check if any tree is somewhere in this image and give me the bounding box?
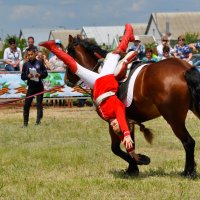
[184,32,199,45]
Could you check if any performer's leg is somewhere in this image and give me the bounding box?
[115,23,135,53]
[100,53,121,76]
[40,40,100,88]
[76,64,100,89]
[100,23,135,76]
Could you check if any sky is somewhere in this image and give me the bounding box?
[0,0,200,39]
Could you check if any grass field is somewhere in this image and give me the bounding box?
[0,106,200,199]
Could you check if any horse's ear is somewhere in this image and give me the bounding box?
[68,35,74,43]
[77,34,82,39]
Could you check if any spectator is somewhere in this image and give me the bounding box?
[160,46,171,60]
[23,36,38,54]
[173,35,193,64]
[189,41,200,66]
[157,35,173,60]
[189,41,200,53]
[48,45,66,71]
[3,38,22,71]
[19,52,28,73]
[49,39,64,59]
[128,35,145,60]
[142,48,158,63]
[36,50,50,69]
[21,47,48,127]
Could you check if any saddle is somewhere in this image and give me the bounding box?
[97,51,138,81]
[117,61,143,101]
[114,51,138,82]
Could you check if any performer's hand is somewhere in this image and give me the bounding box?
[123,135,133,149]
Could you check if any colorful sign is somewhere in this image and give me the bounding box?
[0,72,90,98]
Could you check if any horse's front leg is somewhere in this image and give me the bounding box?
[109,125,139,176]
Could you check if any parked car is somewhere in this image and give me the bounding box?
[191,54,200,66]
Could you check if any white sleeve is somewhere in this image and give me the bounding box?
[3,48,9,60]
[18,48,22,60]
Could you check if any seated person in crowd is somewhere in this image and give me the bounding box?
[157,35,173,60]
[128,35,145,60]
[173,35,193,65]
[36,51,50,69]
[160,46,171,60]
[3,38,22,71]
[48,39,64,59]
[48,45,67,71]
[142,48,158,63]
[189,41,200,52]
[19,52,28,73]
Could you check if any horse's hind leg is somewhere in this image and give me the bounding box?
[109,126,139,176]
[158,106,196,177]
[170,122,196,177]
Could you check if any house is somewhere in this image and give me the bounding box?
[81,26,124,47]
[111,23,153,49]
[19,28,52,47]
[48,29,81,48]
[81,23,148,48]
[145,12,200,45]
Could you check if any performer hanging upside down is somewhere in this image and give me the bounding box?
[40,23,150,165]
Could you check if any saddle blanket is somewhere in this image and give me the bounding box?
[122,64,147,107]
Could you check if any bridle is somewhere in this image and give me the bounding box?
[65,39,105,95]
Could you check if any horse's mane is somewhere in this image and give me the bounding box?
[69,36,108,59]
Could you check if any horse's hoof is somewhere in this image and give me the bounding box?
[126,165,139,176]
[126,168,139,176]
[180,170,197,178]
[136,154,151,165]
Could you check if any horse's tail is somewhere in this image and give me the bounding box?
[138,123,154,144]
[185,67,200,117]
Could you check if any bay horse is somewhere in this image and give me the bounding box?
[65,35,200,177]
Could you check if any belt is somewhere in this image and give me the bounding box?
[95,91,115,106]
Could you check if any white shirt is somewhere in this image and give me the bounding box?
[49,55,66,71]
[3,47,22,65]
[157,44,173,58]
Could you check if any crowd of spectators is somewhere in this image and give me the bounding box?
[127,34,199,65]
[2,34,200,72]
[3,36,67,72]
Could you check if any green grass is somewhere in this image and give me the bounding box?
[0,107,200,199]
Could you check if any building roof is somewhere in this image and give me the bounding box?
[81,23,147,46]
[112,34,155,50]
[81,26,124,46]
[146,12,200,40]
[131,23,147,35]
[19,28,52,46]
[49,29,81,48]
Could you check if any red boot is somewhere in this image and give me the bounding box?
[115,23,135,53]
[39,40,77,73]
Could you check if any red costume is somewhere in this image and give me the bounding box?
[94,74,130,135]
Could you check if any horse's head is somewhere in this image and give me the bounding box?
[64,35,108,87]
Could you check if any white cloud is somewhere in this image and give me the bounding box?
[130,0,145,12]
[9,5,40,20]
